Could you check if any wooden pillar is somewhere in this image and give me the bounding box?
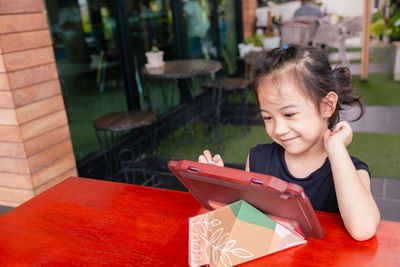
[361,0,372,81]
[0,0,77,207]
[266,11,273,38]
[242,0,257,39]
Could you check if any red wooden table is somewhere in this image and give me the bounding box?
[0,177,399,266]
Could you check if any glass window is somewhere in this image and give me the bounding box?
[183,0,239,75]
[218,0,239,75]
[44,0,242,167]
[183,0,214,59]
[127,0,174,67]
[45,0,126,161]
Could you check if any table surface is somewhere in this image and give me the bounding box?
[141,59,222,79]
[0,177,399,266]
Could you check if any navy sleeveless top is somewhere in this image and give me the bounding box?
[249,143,370,213]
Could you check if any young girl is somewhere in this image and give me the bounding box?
[199,44,380,241]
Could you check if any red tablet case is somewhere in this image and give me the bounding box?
[168,160,324,239]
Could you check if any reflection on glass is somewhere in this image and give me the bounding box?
[45,0,126,161]
[127,0,173,66]
[57,0,89,62]
[183,0,212,58]
[44,0,240,165]
[183,0,238,75]
[218,0,238,75]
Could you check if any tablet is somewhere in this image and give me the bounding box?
[168,160,324,239]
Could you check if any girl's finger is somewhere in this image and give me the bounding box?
[213,154,224,167]
[213,154,221,162]
[198,155,207,163]
[203,150,212,161]
[331,123,343,135]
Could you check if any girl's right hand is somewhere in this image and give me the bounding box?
[323,121,353,155]
[198,150,224,167]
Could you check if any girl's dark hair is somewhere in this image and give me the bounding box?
[252,44,364,129]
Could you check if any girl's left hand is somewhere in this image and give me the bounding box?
[323,121,353,153]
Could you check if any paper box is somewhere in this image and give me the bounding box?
[189,200,307,267]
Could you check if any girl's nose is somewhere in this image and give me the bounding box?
[273,118,289,136]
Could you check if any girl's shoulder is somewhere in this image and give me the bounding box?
[249,142,283,173]
[349,155,371,178]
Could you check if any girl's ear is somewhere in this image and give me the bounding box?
[320,91,338,118]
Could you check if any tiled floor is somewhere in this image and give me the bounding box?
[372,178,400,221]
[342,106,400,134]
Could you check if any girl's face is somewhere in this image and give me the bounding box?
[258,79,329,156]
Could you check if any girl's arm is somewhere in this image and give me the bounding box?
[324,121,380,241]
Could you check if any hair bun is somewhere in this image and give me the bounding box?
[331,66,364,125]
[333,66,351,88]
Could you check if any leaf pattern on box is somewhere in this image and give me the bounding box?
[190,213,254,267]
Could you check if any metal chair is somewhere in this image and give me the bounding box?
[202,77,251,140]
[93,110,158,185]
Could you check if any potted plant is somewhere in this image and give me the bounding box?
[389,2,400,41]
[244,32,265,47]
[262,35,281,50]
[145,46,165,68]
[238,32,264,58]
[238,42,254,58]
[370,10,391,43]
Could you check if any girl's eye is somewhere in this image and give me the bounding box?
[285,113,296,118]
[262,116,272,121]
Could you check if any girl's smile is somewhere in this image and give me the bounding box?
[280,136,299,144]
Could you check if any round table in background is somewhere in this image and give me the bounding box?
[141,59,223,159]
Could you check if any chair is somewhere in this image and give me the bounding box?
[93,110,158,185]
[292,16,320,39]
[202,77,251,140]
[280,22,313,45]
[95,50,120,94]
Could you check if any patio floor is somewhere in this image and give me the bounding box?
[372,177,400,222]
